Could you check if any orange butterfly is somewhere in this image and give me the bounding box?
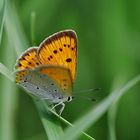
[15,30,77,115]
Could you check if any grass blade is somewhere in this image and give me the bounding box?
[107,76,126,140]
[0,0,5,45]
[108,101,118,140]
[58,75,140,140]
[0,37,17,140]
[34,100,64,140]
[4,2,28,56]
[0,63,14,81]
[42,101,95,140]
[30,11,36,46]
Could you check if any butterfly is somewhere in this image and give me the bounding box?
[15,30,77,115]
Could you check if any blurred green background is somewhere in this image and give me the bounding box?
[0,0,140,140]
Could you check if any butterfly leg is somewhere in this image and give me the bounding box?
[52,101,63,110]
[51,102,65,115]
[59,102,65,115]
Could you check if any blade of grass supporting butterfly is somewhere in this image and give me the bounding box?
[57,75,140,140]
[0,0,5,45]
[4,2,94,140]
[41,100,95,140]
[34,100,64,140]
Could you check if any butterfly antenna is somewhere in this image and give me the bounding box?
[72,95,96,102]
[73,88,101,94]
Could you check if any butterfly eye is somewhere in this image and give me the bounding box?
[36,87,39,89]
[67,96,73,102]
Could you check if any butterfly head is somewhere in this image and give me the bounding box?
[52,95,73,103]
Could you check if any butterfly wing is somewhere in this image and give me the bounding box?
[15,47,41,70]
[39,65,72,96]
[38,30,77,81]
[15,66,72,101]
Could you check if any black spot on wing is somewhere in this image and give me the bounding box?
[66,58,72,62]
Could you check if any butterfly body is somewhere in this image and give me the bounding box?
[15,30,77,114]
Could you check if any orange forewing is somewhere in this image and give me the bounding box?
[15,30,77,88]
[15,47,40,70]
[38,30,77,81]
